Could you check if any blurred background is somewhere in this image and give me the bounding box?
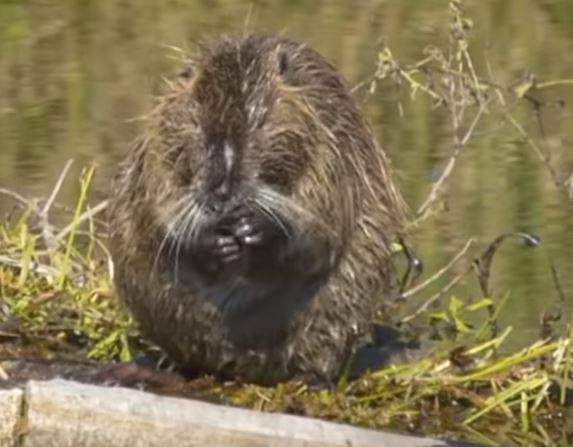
[1,0,572,349]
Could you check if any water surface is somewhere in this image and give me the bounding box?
[1,0,573,349]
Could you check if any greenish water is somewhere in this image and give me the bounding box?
[1,0,572,349]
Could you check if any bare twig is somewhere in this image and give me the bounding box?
[41,160,74,217]
[0,188,33,207]
[504,113,563,190]
[402,238,475,299]
[55,200,109,242]
[36,160,75,250]
[535,79,573,89]
[0,255,60,279]
[547,258,566,308]
[472,232,540,298]
[401,269,471,324]
[350,75,376,94]
[417,100,487,216]
[401,232,539,325]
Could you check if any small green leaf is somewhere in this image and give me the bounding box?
[514,75,535,98]
[467,298,495,312]
[429,311,450,323]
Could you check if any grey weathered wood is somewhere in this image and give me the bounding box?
[22,379,477,447]
[0,388,23,447]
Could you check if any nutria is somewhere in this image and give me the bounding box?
[109,35,407,385]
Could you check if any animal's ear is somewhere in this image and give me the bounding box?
[178,64,194,80]
[276,50,289,75]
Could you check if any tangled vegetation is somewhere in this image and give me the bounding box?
[1,1,572,446]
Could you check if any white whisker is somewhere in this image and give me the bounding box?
[151,193,204,284]
[150,195,190,276]
[255,186,336,238]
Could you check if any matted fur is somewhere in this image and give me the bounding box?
[110,35,407,384]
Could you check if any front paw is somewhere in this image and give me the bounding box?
[234,215,265,247]
[210,233,241,264]
[190,230,241,275]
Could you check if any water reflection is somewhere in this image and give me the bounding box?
[1,0,572,349]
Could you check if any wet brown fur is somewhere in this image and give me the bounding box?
[110,35,407,384]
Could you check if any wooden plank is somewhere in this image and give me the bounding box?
[22,380,479,447]
[0,389,23,447]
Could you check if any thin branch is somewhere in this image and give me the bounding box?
[41,159,74,216]
[34,159,75,250]
[54,200,109,242]
[504,113,561,187]
[0,255,60,279]
[0,188,33,207]
[417,100,487,216]
[401,268,471,324]
[402,238,475,299]
[399,66,443,101]
[350,75,376,94]
[535,79,573,89]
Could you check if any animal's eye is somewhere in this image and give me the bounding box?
[164,145,192,178]
[170,149,195,185]
[164,145,185,166]
[258,165,290,190]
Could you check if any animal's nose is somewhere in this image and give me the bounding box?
[207,176,234,213]
[213,176,231,201]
